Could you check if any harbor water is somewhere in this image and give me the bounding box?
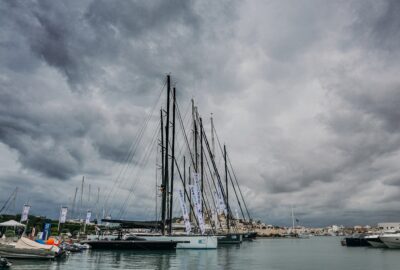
[7,237,399,270]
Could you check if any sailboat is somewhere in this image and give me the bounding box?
[138,75,217,249]
[287,207,309,239]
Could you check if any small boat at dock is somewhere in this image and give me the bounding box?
[217,233,243,244]
[0,237,62,259]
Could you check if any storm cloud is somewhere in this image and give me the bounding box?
[1,0,400,226]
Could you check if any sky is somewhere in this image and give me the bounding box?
[1,0,400,227]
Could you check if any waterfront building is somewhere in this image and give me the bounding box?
[378,222,400,231]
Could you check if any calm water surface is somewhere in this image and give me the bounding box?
[7,237,399,270]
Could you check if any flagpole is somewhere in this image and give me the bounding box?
[58,206,61,234]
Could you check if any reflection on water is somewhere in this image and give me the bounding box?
[6,238,400,270]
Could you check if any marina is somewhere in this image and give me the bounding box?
[1,73,400,269]
[2,237,400,270]
[1,0,400,268]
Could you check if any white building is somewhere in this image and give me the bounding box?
[378,222,400,231]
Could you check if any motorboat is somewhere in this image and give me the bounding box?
[379,231,400,249]
[343,234,370,247]
[364,235,387,248]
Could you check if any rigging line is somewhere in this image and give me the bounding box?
[175,103,192,166]
[118,122,161,218]
[103,80,167,212]
[170,142,201,230]
[227,155,251,220]
[203,163,221,231]
[206,124,245,221]
[124,129,160,219]
[112,117,161,218]
[168,128,217,234]
[108,79,166,190]
[203,143,224,230]
[200,127,234,221]
[105,119,152,216]
[118,121,161,218]
[174,103,217,233]
[0,187,18,214]
[214,126,251,221]
[105,95,163,209]
[227,167,246,221]
[175,101,196,169]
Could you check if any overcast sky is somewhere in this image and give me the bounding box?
[1,0,400,227]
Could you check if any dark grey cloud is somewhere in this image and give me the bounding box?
[1,0,400,227]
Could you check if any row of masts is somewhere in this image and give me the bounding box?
[158,74,251,235]
[69,176,100,222]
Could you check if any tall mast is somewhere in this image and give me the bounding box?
[80,176,84,220]
[71,187,78,220]
[188,165,192,222]
[211,113,215,158]
[96,187,100,223]
[291,206,295,233]
[192,99,198,172]
[200,117,204,214]
[160,108,165,233]
[183,156,186,203]
[88,184,91,203]
[224,145,230,232]
[168,87,176,234]
[210,113,216,207]
[162,75,171,235]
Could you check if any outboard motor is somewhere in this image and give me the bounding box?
[0,256,12,268]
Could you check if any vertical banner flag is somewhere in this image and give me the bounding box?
[177,189,191,234]
[212,209,219,228]
[189,185,205,235]
[42,223,51,240]
[193,173,202,213]
[59,207,68,224]
[20,204,31,222]
[215,185,227,215]
[85,211,92,224]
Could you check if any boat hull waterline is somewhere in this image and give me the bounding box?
[142,235,218,249]
[0,246,56,260]
[217,233,243,244]
[365,235,387,248]
[84,240,178,250]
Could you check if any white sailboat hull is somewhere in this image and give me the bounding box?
[142,235,218,249]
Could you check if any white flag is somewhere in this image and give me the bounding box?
[216,185,227,215]
[20,204,30,222]
[177,189,191,234]
[85,211,92,224]
[189,185,205,235]
[212,209,219,228]
[59,207,68,224]
[193,173,202,213]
